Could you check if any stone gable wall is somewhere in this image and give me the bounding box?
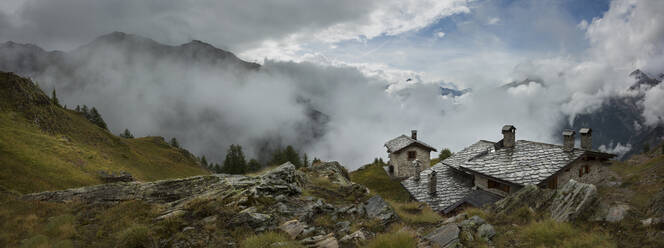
[555,159,604,186]
[388,145,432,178]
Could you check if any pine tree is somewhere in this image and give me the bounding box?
[89,107,108,130]
[201,155,208,167]
[214,163,222,173]
[81,105,89,118]
[75,105,81,112]
[438,148,453,161]
[170,138,180,148]
[303,153,309,168]
[284,145,301,168]
[222,144,247,174]
[247,159,261,172]
[120,129,134,138]
[51,89,60,106]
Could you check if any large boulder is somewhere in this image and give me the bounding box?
[311,161,352,186]
[253,162,305,196]
[490,180,597,222]
[363,195,398,225]
[549,180,598,222]
[424,224,461,248]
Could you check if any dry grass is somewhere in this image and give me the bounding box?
[240,232,304,248]
[388,200,442,225]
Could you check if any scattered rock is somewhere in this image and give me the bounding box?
[605,204,631,223]
[363,195,398,225]
[335,221,350,234]
[424,224,461,248]
[202,215,217,224]
[641,217,663,226]
[98,171,134,183]
[280,219,306,239]
[301,233,338,248]
[477,224,496,241]
[443,213,467,224]
[339,229,373,243]
[155,210,186,220]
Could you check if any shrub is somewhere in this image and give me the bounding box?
[240,232,304,248]
[116,224,153,248]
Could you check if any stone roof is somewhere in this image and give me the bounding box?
[384,135,437,153]
[442,189,503,214]
[460,140,587,186]
[579,128,592,134]
[401,163,473,212]
[441,140,495,170]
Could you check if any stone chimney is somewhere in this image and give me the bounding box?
[429,170,437,196]
[563,130,576,151]
[411,130,417,140]
[501,125,516,148]
[413,160,421,181]
[580,128,592,150]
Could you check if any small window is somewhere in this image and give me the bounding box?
[488,179,510,193]
[407,151,416,160]
[585,165,590,174]
[565,167,570,172]
[579,168,583,177]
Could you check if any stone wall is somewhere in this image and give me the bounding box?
[555,159,605,186]
[473,175,511,197]
[388,145,432,178]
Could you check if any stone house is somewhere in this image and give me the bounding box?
[384,130,437,178]
[401,125,615,214]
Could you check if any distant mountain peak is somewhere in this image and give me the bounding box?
[628,69,661,90]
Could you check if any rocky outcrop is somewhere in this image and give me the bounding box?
[98,171,134,183]
[363,195,399,225]
[549,180,598,222]
[648,189,664,218]
[424,223,461,248]
[310,161,352,186]
[490,180,598,222]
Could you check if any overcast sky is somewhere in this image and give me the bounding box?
[1,0,663,168]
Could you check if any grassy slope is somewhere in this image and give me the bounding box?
[350,163,411,202]
[0,72,208,193]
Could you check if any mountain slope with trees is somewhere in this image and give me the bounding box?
[0,72,209,193]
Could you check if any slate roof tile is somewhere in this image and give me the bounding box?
[385,135,437,153]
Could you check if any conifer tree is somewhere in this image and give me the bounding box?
[283,145,301,168]
[75,105,81,112]
[303,153,309,168]
[120,129,134,138]
[438,148,453,161]
[81,105,89,118]
[201,155,208,167]
[247,159,261,172]
[222,144,247,174]
[51,89,60,106]
[89,107,108,130]
[170,138,180,148]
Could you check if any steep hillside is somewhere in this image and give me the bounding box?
[0,72,209,193]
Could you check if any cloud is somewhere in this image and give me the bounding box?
[436,32,446,38]
[598,142,632,159]
[487,17,500,25]
[0,0,471,53]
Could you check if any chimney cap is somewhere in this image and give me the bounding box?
[579,128,592,135]
[562,130,576,136]
[502,125,516,133]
